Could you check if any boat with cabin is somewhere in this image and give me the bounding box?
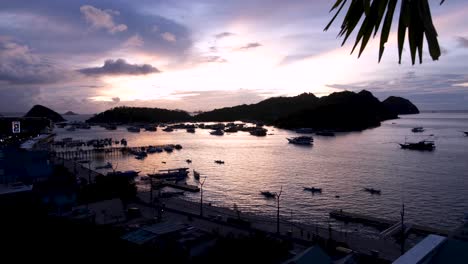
[210,129,224,136]
[250,128,267,136]
[399,140,435,151]
[148,168,190,179]
[287,136,314,145]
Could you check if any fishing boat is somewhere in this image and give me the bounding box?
[287,136,314,145]
[364,188,381,195]
[95,162,113,170]
[210,129,224,136]
[186,159,192,163]
[260,191,276,199]
[411,127,424,133]
[399,140,435,151]
[148,168,189,179]
[164,146,174,152]
[175,144,183,150]
[250,128,267,136]
[147,146,159,153]
[127,126,140,133]
[214,160,224,164]
[304,187,322,193]
[163,127,174,132]
[187,128,196,133]
[193,170,200,180]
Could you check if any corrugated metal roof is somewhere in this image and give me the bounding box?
[392,235,446,264]
[142,222,187,235]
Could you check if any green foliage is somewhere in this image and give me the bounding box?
[194,93,319,123]
[325,0,445,64]
[86,106,191,123]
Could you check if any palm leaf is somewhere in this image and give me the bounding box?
[325,0,445,64]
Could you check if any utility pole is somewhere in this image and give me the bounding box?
[200,176,206,217]
[401,203,405,255]
[276,186,283,234]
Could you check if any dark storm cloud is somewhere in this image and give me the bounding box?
[238,42,262,50]
[78,59,160,76]
[0,37,68,84]
[214,32,235,39]
[0,0,193,57]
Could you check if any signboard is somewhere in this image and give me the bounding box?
[12,121,21,134]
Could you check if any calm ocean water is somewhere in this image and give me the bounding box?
[56,113,468,235]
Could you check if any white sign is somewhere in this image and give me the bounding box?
[12,121,21,134]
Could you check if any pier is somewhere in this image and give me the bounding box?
[330,210,450,237]
[51,145,179,160]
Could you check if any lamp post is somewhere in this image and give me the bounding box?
[275,186,283,234]
[200,176,207,217]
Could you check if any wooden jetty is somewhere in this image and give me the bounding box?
[330,210,450,237]
[51,145,179,160]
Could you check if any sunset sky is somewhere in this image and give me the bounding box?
[1,0,468,113]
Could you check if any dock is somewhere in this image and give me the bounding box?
[51,145,180,160]
[330,210,450,237]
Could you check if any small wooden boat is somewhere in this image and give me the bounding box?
[186,159,192,163]
[260,191,276,199]
[364,188,381,195]
[304,187,322,193]
[214,160,224,164]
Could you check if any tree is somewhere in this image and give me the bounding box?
[325,0,445,64]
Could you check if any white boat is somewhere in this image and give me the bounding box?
[287,136,314,145]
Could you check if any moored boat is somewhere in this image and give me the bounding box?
[399,140,435,151]
[163,127,174,132]
[210,129,224,136]
[187,128,195,133]
[149,168,189,179]
[411,127,424,133]
[364,188,381,195]
[287,136,314,145]
[260,191,276,199]
[214,160,224,164]
[127,126,141,133]
[107,170,140,178]
[304,187,322,193]
[250,128,267,136]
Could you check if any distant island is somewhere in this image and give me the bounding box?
[63,111,78,116]
[24,105,65,122]
[382,96,419,115]
[87,106,191,123]
[85,90,419,132]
